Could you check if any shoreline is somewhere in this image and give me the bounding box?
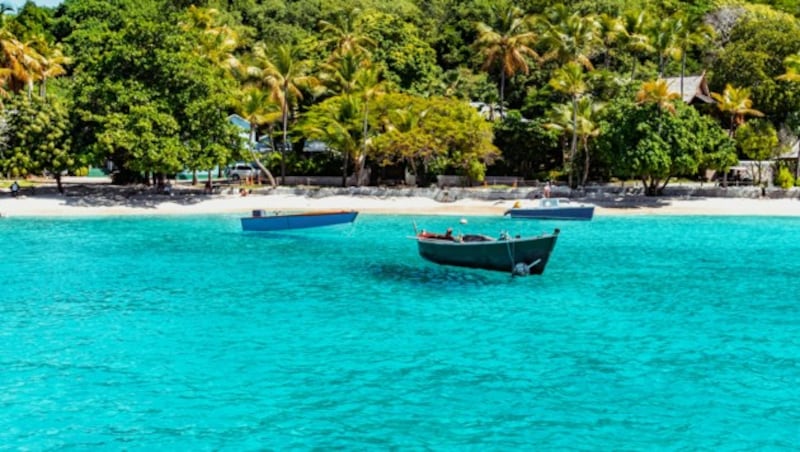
[1,184,800,218]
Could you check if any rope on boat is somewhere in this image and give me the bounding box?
[503,232,516,275]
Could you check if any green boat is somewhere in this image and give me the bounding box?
[415,228,560,276]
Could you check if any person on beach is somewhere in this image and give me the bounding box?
[10,181,19,197]
[543,181,551,198]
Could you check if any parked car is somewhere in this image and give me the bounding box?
[225,162,258,181]
[303,139,331,153]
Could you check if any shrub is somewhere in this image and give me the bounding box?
[73,167,89,177]
[776,166,795,189]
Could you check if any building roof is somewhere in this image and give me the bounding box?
[227,114,250,132]
[664,72,714,104]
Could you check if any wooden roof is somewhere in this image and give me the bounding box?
[664,72,714,104]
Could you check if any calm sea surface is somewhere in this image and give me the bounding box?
[0,213,798,449]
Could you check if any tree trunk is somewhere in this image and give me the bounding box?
[680,53,686,100]
[723,119,736,188]
[252,158,276,188]
[498,68,505,120]
[357,101,370,186]
[341,151,350,187]
[659,176,671,194]
[281,85,289,185]
[569,96,578,188]
[55,173,64,194]
[581,138,590,188]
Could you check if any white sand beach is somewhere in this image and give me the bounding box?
[1,185,800,218]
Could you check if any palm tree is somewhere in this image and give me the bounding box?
[234,87,280,187]
[181,6,240,70]
[303,95,362,187]
[711,84,764,137]
[318,7,376,58]
[0,35,43,97]
[549,61,589,188]
[778,53,800,83]
[32,39,69,100]
[597,13,626,70]
[353,65,385,186]
[672,17,714,99]
[538,4,601,70]
[318,51,364,95]
[621,10,654,80]
[574,98,604,187]
[250,44,318,184]
[475,3,539,118]
[636,79,680,114]
[649,16,681,78]
[711,84,763,186]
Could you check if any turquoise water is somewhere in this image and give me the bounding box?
[1,213,798,449]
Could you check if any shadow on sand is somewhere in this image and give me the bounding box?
[31,184,217,210]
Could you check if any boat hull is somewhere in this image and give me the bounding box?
[241,211,358,231]
[417,231,559,275]
[505,205,594,220]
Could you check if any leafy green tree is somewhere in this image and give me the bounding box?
[709,6,800,125]
[778,53,800,180]
[96,104,185,184]
[361,11,441,93]
[492,113,559,180]
[598,95,734,195]
[1,94,74,193]
[64,0,238,184]
[371,93,499,186]
[736,119,779,186]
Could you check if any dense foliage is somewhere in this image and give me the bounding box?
[1,0,800,193]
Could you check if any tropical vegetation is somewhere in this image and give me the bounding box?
[2,0,800,195]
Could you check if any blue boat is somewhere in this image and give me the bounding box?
[504,198,595,221]
[241,210,358,231]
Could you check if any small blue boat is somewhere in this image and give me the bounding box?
[504,198,595,221]
[241,210,358,231]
